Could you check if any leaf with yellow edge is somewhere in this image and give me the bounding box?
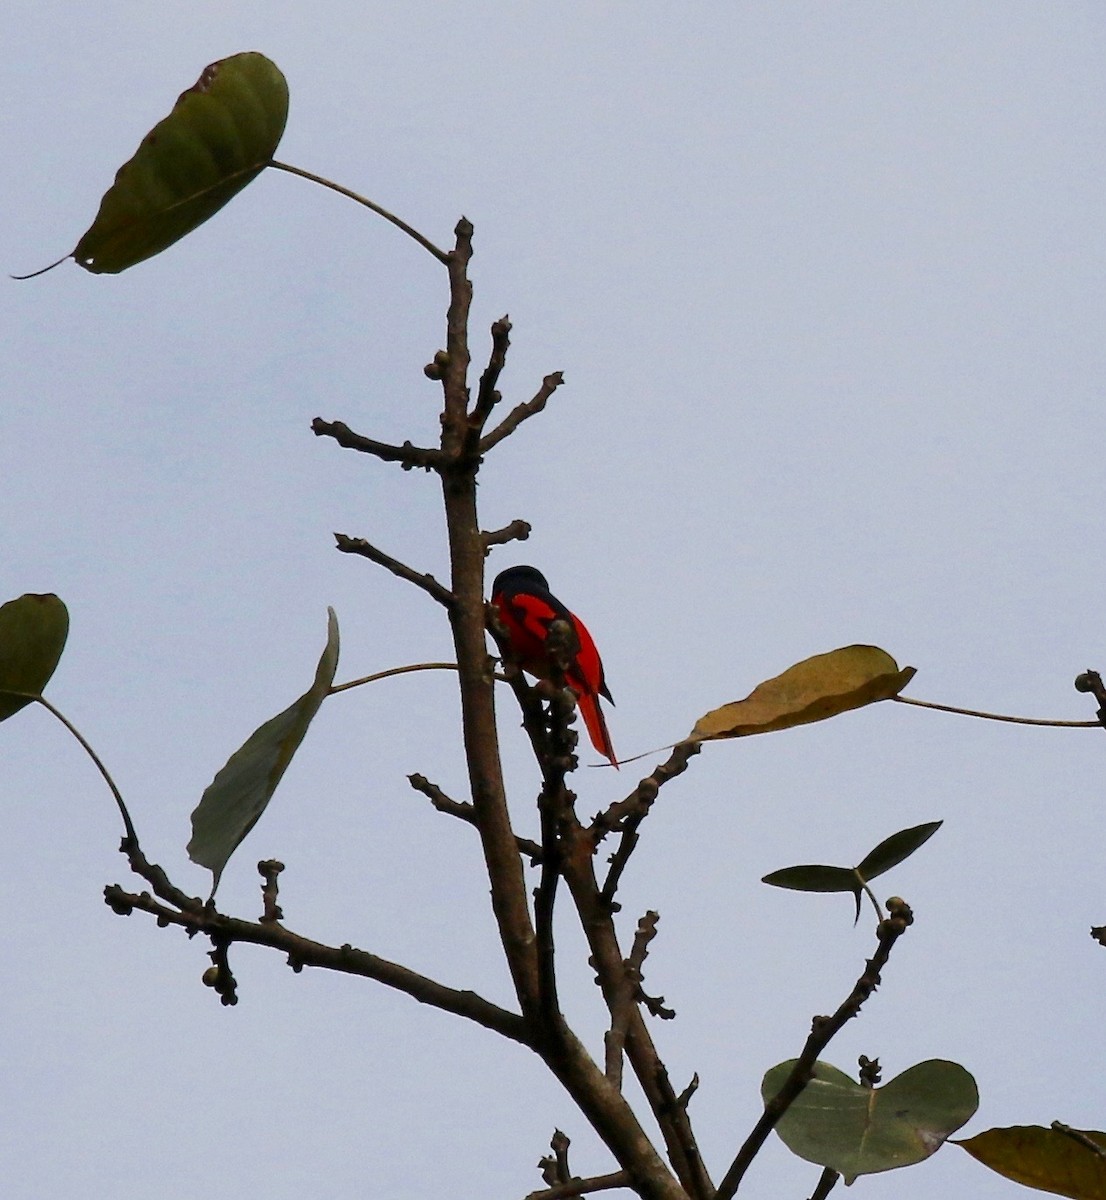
[690,644,915,742]
[958,1126,1106,1199]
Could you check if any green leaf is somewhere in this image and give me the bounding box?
[763,1058,979,1184]
[763,822,940,921]
[0,594,69,722]
[187,608,339,894]
[958,1126,1106,1199]
[689,645,915,742]
[857,821,943,882]
[761,865,859,893]
[71,52,289,274]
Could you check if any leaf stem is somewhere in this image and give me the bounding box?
[329,661,459,694]
[268,160,450,263]
[891,695,1097,727]
[34,695,138,844]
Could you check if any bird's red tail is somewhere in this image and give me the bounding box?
[577,691,619,769]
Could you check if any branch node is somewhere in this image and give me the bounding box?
[202,939,239,1006]
[258,858,285,923]
[676,1073,700,1109]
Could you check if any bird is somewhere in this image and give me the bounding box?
[490,565,618,768]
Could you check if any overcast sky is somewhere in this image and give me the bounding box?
[5,4,1106,1199]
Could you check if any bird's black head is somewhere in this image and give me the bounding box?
[492,564,550,597]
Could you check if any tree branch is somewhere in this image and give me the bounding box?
[103,880,531,1043]
[470,316,512,430]
[437,218,543,1023]
[480,372,564,453]
[408,773,543,862]
[715,898,915,1200]
[333,533,455,606]
[558,828,714,1200]
[312,418,444,471]
[524,1171,631,1200]
[483,519,532,548]
[592,741,701,906]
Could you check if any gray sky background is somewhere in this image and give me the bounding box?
[5,4,1105,1198]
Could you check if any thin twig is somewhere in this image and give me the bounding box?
[269,160,450,263]
[408,773,543,861]
[480,372,564,452]
[523,1170,631,1200]
[891,694,1097,727]
[594,742,701,906]
[333,533,455,606]
[470,316,512,429]
[715,899,915,1200]
[311,418,444,470]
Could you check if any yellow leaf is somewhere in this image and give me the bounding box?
[958,1126,1106,1200]
[690,645,915,742]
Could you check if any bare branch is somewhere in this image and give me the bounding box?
[480,372,564,453]
[558,830,714,1199]
[470,316,512,429]
[483,519,532,548]
[593,741,701,905]
[408,773,543,862]
[312,418,444,471]
[436,218,543,1023]
[539,1129,573,1185]
[103,882,531,1043]
[715,899,915,1200]
[524,1171,631,1200]
[333,533,455,606]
